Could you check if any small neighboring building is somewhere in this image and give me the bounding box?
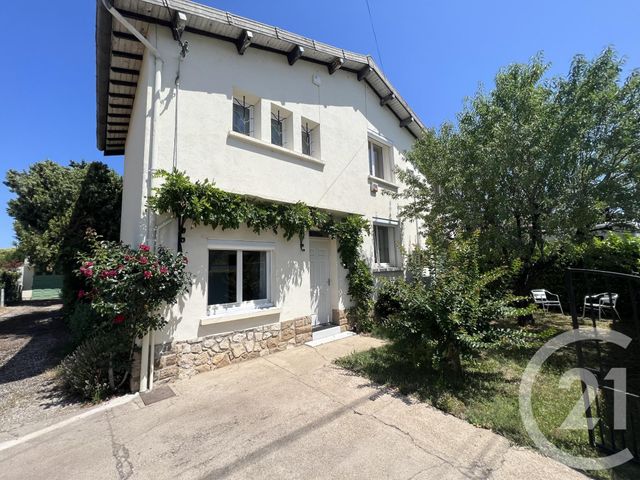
[591,221,640,240]
[17,259,34,301]
[95,0,425,387]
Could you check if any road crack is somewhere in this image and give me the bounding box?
[106,411,134,479]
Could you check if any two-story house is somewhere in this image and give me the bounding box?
[96,0,425,391]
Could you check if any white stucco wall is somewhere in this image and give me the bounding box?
[19,260,34,301]
[123,27,422,342]
[121,48,152,247]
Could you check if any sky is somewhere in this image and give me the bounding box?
[0,0,638,249]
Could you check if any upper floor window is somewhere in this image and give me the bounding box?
[301,117,320,158]
[233,96,254,136]
[301,125,311,155]
[368,138,393,181]
[369,141,383,177]
[271,105,292,148]
[271,111,284,146]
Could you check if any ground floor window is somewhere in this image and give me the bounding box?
[207,242,272,316]
[373,224,397,266]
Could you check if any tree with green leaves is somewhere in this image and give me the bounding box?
[397,48,640,289]
[4,161,122,304]
[0,248,21,270]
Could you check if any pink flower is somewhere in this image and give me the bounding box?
[80,266,94,278]
[139,256,149,265]
[159,266,169,275]
[139,244,150,252]
[124,255,132,262]
[82,261,94,268]
[143,270,153,279]
[113,314,125,325]
[183,257,189,264]
[77,289,86,299]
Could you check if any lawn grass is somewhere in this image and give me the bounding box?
[336,313,640,480]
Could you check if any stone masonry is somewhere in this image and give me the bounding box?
[153,316,312,383]
[332,309,350,332]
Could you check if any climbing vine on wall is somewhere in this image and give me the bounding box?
[148,170,374,331]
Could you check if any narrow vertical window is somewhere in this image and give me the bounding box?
[374,225,391,264]
[301,117,319,157]
[233,97,252,135]
[301,123,312,156]
[271,110,284,146]
[369,141,385,178]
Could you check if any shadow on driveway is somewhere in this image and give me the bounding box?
[0,301,68,385]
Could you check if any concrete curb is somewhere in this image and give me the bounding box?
[0,393,139,453]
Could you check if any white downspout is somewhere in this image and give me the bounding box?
[102,0,165,393]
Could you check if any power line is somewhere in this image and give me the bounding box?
[365,0,385,70]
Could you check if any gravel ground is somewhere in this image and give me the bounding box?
[0,301,85,436]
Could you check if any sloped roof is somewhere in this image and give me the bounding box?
[96,0,425,155]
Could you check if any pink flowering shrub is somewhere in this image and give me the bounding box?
[61,235,190,400]
[76,237,191,339]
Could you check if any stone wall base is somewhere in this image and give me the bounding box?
[153,316,312,383]
[130,350,141,392]
[332,309,351,332]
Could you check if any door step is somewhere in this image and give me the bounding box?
[311,324,342,341]
[306,329,355,347]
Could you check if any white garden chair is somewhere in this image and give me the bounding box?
[582,292,621,321]
[531,289,564,315]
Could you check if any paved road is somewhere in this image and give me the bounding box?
[0,335,584,479]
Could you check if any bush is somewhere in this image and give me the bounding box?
[0,269,20,304]
[67,303,103,346]
[76,233,191,339]
[58,232,192,400]
[59,333,131,402]
[374,234,534,378]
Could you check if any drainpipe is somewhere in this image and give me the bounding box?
[101,0,165,393]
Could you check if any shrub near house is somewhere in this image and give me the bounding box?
[0,269,20,304]
[60,235,191,400]
[374,235,534,377]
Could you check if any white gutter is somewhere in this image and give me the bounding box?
[101,0,165,393]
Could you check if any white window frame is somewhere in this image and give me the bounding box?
[372,220,399,268]
[367,132,395,182]
[206,240,275,317]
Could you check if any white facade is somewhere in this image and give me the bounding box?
[120,25,421,344]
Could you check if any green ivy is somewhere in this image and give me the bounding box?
[323,215,374,331]
[149,170,374,330]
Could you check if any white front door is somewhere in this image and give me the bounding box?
[309,239,331,326]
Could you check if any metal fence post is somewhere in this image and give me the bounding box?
[566,269,596,446]
[1,288,4,308]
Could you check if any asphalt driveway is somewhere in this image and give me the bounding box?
[0,335,584,479]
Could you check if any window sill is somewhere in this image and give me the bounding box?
[228,130,325,168]
[368,175,398,191]
[201,306,282,326]
[373,265,403,273]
